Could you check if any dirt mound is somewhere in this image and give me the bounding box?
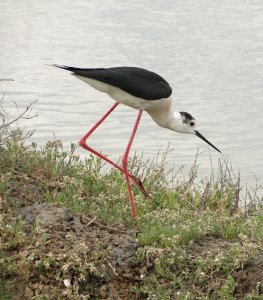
[189,234,234,258]
[21,203,139,270]
[6,203,143,299]
[189,234,263,298]
[3,170,43,208]
[233,252,263,297]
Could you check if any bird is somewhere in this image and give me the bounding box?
[52,64,221,222]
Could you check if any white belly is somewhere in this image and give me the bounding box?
[74,74,172,110]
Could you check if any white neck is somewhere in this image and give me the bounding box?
[164,111,189,133]
[144,97,192,133]
[145,97,173,126]
[147,107,185,133]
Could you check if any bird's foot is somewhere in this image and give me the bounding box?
[131,176,152,198]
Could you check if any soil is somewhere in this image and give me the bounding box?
[1,170,262,299]
[14,203,144,299]
[189,234,263,297]
[4,203,261,299]
[189,234,235,258]
[233,252,263,297]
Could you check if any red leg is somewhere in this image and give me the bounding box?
[79,103,149,197]
[122,109,143,221]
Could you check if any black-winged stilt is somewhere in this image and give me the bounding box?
[53,65,221,222]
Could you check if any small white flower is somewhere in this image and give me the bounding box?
[63,279,72,288]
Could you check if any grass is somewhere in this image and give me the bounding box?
[0,137,263,299]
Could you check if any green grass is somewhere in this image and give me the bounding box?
[0,139,262,299]
[0,279,11,300]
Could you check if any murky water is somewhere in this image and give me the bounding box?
[1,0,263,187]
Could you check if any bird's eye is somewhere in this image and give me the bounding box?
[190,121,195,127]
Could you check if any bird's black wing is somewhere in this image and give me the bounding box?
[52,65,172,100]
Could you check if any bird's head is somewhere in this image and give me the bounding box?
[170,111,221,153]
[176,111,197,133]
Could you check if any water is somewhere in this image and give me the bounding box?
[1,0,263,188]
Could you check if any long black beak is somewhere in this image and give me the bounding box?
[195,130,221,153]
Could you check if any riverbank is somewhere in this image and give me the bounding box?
[0,140,262,299]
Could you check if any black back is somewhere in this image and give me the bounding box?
[53,65,172,100]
